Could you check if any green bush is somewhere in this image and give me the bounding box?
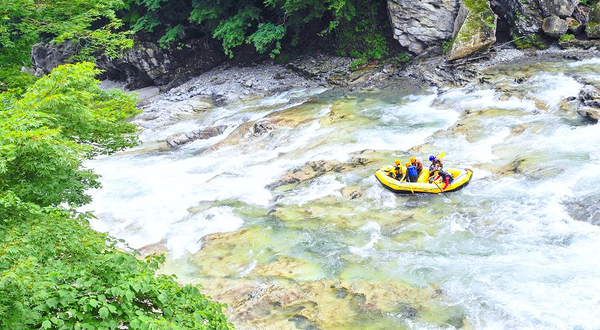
[0,63,233,329]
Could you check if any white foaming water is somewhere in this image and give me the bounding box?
[526,73,582,110]
[566,58,600,67]
[86,58,600,329]
[349,221,382,257]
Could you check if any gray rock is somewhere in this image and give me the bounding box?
[490,0,543,36]
[563,196,600,226]
[579,85,600,108]
[166,125,227,148]
[572,4,591,25]
[565,18,583,34]
[386,0,460,54]
[538,0,578,18]
[448,0,498,60]
[245,79,253,87]
[542,15,569,37]
[577,107,600,122]
[32,38,226,90]
[586,3,600,39]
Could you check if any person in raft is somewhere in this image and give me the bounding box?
[410,157,423,175]
[428,155,443,181]
[433,167,454,190]
[388,159,403,180]
[405,162,419,182]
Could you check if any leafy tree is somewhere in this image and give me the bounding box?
[0,193,232,330]
[128,0,360,58]
[0,62,139,207]
[0,63,233,329]
[0,0,132,90]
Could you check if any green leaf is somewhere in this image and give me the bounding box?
[42,320,52,329]
[98,306,109,319]
[46,298,58,309]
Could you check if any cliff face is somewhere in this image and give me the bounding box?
[388,0,599,59]
[32,37,226,90]
[31,1,599,90]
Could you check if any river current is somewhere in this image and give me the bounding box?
[85,58,600,329]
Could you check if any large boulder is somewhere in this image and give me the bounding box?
[586,3,600,39]
[542,15,569,37]
[538,0,578,18]
[577,85,600,122]
[490,0,543,36]
[448,0,498,61]
[579,85,600,107]
[386,0,460,54]
[32,37,226,90]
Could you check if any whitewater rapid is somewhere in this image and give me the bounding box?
[84,58,600,330]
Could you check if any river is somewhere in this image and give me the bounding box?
[84,57,600,329]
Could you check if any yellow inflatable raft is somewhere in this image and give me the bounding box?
[375,166,473,194]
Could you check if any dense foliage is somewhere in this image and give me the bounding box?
[0,63,233,329]
[0,0,133,92]
[126,0,393,60]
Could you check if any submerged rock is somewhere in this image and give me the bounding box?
[196,276,449,330]
[272,153,375,188]
[387,0,460,54]
[166,125,227,148]
[340,186,362,200]
[563,196,600,226]
[542,15,569,38]
[448,0,498,60]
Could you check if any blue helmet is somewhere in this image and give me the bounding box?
[429,155,435,162]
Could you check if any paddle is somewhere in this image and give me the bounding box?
[433,179,450,200]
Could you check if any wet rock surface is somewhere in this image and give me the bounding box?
[272,152,375,188]
[577,84,600,122]
[166,125,227,148]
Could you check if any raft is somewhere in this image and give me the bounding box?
[375,166,473,194]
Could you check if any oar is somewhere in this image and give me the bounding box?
[432,178,450,200]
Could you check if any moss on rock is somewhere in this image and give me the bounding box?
[448,0,498,60]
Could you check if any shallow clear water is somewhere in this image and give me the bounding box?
[84,58,600,330]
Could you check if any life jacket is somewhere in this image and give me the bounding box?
[438,169,453,182]
[412,160,423,174]
[407,165,418,182]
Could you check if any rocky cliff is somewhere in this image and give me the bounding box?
[31,1,599,90]
[388,0,599,60]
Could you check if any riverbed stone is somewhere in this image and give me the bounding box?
[579,84,600,107]
[272,153,375,188]
[386,0,460,54]
[166,125,227,148]
[340,186,362,200]
[196,277,448,330]
[448,0,498,61]
[577,107,600,122]
[542,15,569,38]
